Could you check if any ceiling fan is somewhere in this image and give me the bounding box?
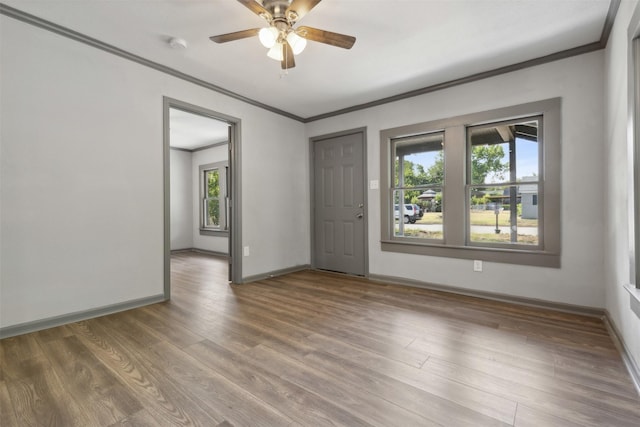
[210,0,356,70]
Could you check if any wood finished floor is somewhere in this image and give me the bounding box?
[1,252,639,426]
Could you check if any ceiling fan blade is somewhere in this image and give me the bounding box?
[286,0,322,21]
[297,26,356,49]
[210,28,260,43]
[282,41,296,69]
[236,0,272,20]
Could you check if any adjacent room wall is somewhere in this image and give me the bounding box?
[169,145,229,254]
[170,149,194,250]
[0,16,308,329]
[604,0,640,382]
[306,50,606,309]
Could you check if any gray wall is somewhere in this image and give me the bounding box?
[604,0,640,384]
[169,145,230,253]
[170,149,193,250]
[306,50,606,309]
[0,16,308,329]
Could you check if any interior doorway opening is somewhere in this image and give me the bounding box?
[163,98,242,298]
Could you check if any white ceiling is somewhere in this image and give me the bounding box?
[170,108,230,150]
[3,0,613,120]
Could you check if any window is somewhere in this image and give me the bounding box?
[392,132,444,240]
[467,117,541,248]
[380,98,561,267]
[200,161,228,233]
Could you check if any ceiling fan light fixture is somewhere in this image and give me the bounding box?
[258,26,279,48]
[267,42,284,61]
[286,31,307,55]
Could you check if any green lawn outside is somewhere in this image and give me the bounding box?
[417,211,538,227]
[394,228,538,245]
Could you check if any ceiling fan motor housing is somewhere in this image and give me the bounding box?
[259,0,298,21]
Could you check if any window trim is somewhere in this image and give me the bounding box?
[380,98,561,268]
[199,161,229,236]
[633,37,640,289]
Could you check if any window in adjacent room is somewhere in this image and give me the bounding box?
[200,161,228,231]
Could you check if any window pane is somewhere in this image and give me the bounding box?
[469,131,509,184]
[206,169,220,198]
[515,120,539,180]
[394,133,444,188]
[468,185,538,246]
[393,189,443,240]
[206,199,220,227]
[469,119,540,185]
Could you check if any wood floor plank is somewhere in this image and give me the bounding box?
[0,381,18,426]
[422,355,640,427]
[304,332,518,424]
[70,319,223,426]
[227,289,430,367]
[3,355,92,426]
[513,404,588,427]
[145,340,294,426]
[186,339,374,427]
[300,349,512,426]
[89,313,291,426]
[246,343,442,427]
[38,335,143,426]
[1,252,638,426]
[120,306,206,349]
[106,408,170,427]
[0,333,45,380]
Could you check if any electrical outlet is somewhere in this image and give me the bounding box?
[473,260,483,272]
[243,246,250,257]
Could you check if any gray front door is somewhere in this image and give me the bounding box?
[313,130,366,276]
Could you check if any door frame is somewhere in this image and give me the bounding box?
[163,97,243,299]
[309,127,369,276]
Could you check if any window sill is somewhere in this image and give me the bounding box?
[381,240,560,268]
[200,228,229,237]
[625,283,640,304]
[624,284,640,319]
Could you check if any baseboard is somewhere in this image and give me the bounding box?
[0,294,166,339]
[602,311,640,396]
[171,248,229,258]
[242,264,311,284]
[368,273,605,318]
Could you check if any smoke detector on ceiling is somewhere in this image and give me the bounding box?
[168,37,188,50]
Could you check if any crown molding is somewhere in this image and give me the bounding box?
[0,2,305,122]
[1,1,620,123]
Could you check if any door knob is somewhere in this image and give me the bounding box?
[356,212,364,219]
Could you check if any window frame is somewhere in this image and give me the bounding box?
[199,161,229,236]
[391,131,445,242]
[633,37,640,289]
[380,98,561,268]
